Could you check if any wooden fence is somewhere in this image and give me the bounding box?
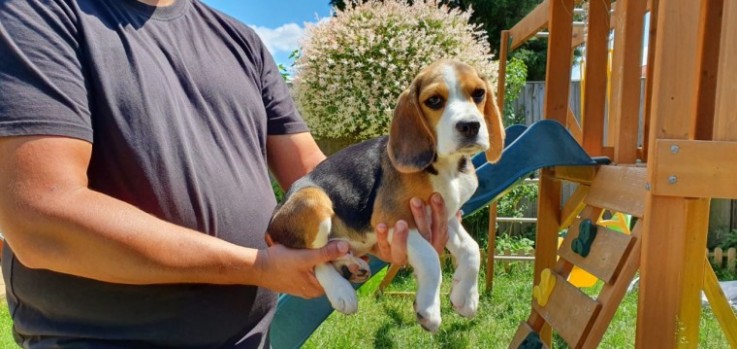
[709,247,737,273]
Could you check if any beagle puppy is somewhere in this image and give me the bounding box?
[267,59,504,332]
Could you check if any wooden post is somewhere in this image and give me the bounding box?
[713,0,737,135]
[497,30,510,112]
[637,0,710,347]
[536,0,573,344]
[608,0,647,164]
[486,203,498,292]
[581,0,611,157]
[641,0,660,163]
[543,0,574,124]
[487,30,509,293]
[692,0,724,141]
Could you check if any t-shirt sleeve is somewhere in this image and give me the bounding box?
[254,35,309,136]
[0,1,92,142]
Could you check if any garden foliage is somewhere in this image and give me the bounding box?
[294,0,497,140]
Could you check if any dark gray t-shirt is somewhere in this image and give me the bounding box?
[0,0,308,347]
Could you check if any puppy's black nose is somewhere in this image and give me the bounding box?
[456,121,480,137]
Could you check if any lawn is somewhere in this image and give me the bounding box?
[304,262,731,348]
[0,263,731,348]
[0,299,16,348]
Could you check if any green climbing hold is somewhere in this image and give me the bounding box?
[572,219,597,257]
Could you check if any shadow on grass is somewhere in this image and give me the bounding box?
[373,322,395,349]
[372,301,412,348]
[436,318,479,349]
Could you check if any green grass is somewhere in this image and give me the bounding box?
[0,300,18,348]
[0,265,730,348]
[304,262,731,349]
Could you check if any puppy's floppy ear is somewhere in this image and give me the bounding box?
[483,80,505,163]
[388,86,436,173]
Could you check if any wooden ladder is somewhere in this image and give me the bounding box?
[509,165,646,349]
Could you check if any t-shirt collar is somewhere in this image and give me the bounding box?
[120,0,191,21]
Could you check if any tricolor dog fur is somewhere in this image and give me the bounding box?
[267,59,505,332]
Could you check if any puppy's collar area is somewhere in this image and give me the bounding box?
[423,154,471,176]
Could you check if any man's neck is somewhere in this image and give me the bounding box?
[137,0,176,6]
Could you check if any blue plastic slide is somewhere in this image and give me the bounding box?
[269,120,608,349]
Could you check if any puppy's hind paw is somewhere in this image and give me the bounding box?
[450,283,479,318]
[414,300,441,333]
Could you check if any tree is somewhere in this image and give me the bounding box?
[329,0,548,80]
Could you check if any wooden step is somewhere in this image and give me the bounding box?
[558,216,635,284]
[532,271,602,348]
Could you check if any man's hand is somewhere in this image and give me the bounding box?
[254,241,350,299]
[372,193,450,265]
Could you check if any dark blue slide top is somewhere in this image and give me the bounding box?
[269,120,608,349]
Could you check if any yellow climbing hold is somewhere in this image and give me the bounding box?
[533,268,556,307]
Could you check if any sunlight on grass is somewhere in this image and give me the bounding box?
[304,263,732,349]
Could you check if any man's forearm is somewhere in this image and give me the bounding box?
[1,186,263,286]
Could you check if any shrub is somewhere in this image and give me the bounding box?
[294,0,498,141]
[502,56,528,126]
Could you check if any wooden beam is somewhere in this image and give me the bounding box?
[582,222,643,348]
[509,0,550,50]
[692,0,724,140]
[534,168,561,345]
[497,31,510,110]
[377,264,401,294]
[703,260,737,347]
[581,0,611,157]
[608,0,647,164]
[566,108,583,143]
[543,0,575,124]
[485,203,498,292]
[553,166,598,186]
[570,26,586,48]
[638,0,708,346]
[641,0,660,163]
[559,185,590,229]
[650,139,737,199]
[713,0,737,141]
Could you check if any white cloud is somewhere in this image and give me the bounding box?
[251,23,304,55]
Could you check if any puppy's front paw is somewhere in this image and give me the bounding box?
[414,299,441,333]
[333,254,371,283]
[326,281,358,315]
[450,278,479,318]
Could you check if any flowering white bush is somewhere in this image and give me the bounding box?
[293,0,498,140]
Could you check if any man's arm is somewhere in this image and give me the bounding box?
[0,135,346,297]
[266,132,326,190]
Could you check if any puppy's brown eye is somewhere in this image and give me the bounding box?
[424,96,445,110]
[471,89,485,104]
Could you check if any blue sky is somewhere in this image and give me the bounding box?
[200,1,651,81]
[202,1,332,69]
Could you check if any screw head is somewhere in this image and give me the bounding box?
[645,183,651,190]
[670,145,680,154]
[668,176,678,184]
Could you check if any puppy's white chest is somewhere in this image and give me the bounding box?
[430,159,478,220]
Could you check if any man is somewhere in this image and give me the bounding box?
[0,0,448,348]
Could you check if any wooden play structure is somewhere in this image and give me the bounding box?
[491,0,737,347]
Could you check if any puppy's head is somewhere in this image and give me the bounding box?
[388,60,505,173]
